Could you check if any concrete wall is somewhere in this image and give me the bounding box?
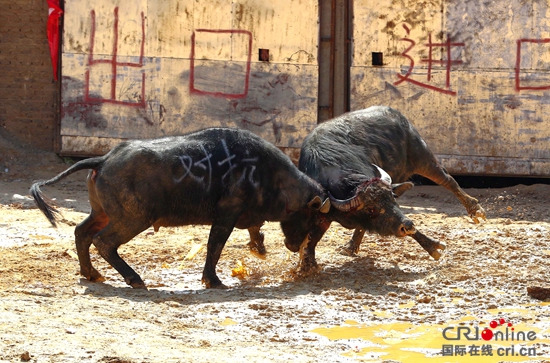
[351,0,550,177]
[0,0,59,151]
[60,0,320,155]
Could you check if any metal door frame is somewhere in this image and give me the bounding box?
[318,0,352,123]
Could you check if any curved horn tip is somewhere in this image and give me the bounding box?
[319,198,331,213]
[373,164,392,184]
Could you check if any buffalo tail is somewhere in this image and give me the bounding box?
[29,157,103,227]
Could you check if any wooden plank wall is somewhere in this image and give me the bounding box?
[60,0,319,155]
[351,0,550,177]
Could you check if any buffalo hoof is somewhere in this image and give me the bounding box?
[130,282,148,289]
[338,245,357,257]
[82,268,106,283]
[247,241,267,260]
[469,205,487,224]
[125,277,147,289]
[298,260,319,274]
[474,209,487,224]
[202,277,228,289]
[209,283,229,289]
[429,242,446,260]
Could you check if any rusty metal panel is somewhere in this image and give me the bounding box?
[60,0,319,155]
[351,0,550,177]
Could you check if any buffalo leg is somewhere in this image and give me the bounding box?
[299,223,331,273]
[411,231,446,260]
[338,228,446,260]
[247,225,266,259]
[339,228,365,256]
[417,161,486,223]
[74,210,109,282]
[92,223,149,289]
[202,213,241,289]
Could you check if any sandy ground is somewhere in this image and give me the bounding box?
[1,135,550,363]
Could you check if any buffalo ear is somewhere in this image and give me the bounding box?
[392,182,414,197]
[307,195,323,209]
[307,196,331,213]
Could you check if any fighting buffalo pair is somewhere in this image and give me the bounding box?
[31,106,485,289]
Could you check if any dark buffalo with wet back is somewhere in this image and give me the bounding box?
[288,105,486,270]
[30,128,330,289]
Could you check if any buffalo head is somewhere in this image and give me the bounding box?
[328,165,416,237]
[281,195,330,253]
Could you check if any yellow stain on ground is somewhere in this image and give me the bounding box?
[527,301,550,307]
[311,313,550,362]
[399,301,416,309]
[64,249,79,260]
[443,298,463,305]
[220,318,238,326]
[370,309,394,318]
[30,234,54,240]
[344,320,360,325]
[185,243,203,260]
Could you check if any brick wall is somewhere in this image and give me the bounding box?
[0,0,59,152]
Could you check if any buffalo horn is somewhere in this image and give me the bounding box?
[373,164,392,185]
[328,191,364,212]
[319,198,331,213]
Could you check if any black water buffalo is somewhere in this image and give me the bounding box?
[31,128,329,289]
[289,105,486,270]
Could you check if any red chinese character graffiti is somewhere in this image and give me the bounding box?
[394,25,465,96]
[515,38,550,91]
[189,29,252,99]
[85,7,146,107]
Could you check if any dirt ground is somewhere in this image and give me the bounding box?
[1,135,550,363]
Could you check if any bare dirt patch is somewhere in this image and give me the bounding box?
[1,136,550,362]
